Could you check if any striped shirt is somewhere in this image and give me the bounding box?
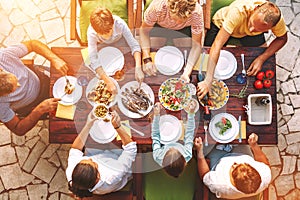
[0,44,39,123]
[144,0,204,35]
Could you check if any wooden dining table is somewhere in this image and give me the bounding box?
[49,46,277,146]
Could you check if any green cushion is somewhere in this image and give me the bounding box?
[143,157,197,200]
[79,0,128,44]
[211,0,235,18]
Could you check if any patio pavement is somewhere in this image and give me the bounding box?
[0,0,300,199]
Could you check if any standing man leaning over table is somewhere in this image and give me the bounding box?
[140,0,203,82]
[0,40,68,136]
[197,0,287,99]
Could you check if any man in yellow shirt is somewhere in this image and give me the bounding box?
[197,0,287,100]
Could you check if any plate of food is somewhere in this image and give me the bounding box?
[86,77,120,107]
[118,81,154,118]
[199,79,229,110]
[155,46,184,76]
[214,50,237,80]
[98,47,124,76]
[89,120,117,144]
[209,113,239,143]
[158,78,191,111]
[159,115,182,144]
[53,76,82,105]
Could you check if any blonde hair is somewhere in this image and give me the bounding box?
[0,72,15,97]
[162,148,186,178]
[167,0,197,19]
[90,7,114,35]
[256,2,281,26]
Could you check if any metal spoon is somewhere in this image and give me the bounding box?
[241,54,246,77]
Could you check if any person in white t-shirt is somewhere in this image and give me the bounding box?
[87,7,142,92]
[195,133,271,199]
[66,110,137,198]
[0,40,68,136]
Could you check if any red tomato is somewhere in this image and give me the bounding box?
[175,82,183,90]
[263,79,272,88]
[265,70,275,79]
[256,71,265,80]
[221,117,227,125]
[254,80,264,89]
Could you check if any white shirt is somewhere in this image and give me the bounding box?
[0,44,40,122]
[87,15,141,70]
[203,155,271,199]
[66,142,137,195]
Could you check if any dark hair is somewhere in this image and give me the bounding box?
[231,163,262,194]
[0,72,15,97]
[257,2,281,26]
[68,162,99,198]
[162,148,186,178]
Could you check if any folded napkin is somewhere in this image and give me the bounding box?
[235,120,247,140]
[55,102,76,120]
[116,120,132,140]
[81,47,91,66]
[193,53,209,71]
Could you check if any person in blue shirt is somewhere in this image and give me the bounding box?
[151,101,196,178]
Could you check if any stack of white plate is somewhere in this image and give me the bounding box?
[214,50,237,80]
[159,115,182,144]
[209,113,239,143]
[89,120,117,144]
[155,46,184,76]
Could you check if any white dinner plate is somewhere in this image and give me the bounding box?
[86,77,120,107]
[98,47,124,76]
[159,115,182,144]
[214,50,237,80]
[209,113,239,143]
[118,81,154,119]
[53,76,82,105]
[155,46,184,76]
[89,120,117,144]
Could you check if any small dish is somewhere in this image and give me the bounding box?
[184,98,199,114]
[92,103,111,122]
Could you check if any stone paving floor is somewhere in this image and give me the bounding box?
[0,0,300,199]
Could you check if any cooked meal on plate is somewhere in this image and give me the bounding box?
[121,86,153,116]
[94,104,108,118]
[64,78,75,94]
[159,78,190,111]
[199,79,228,110]
[215,117,232,135]
[87,80,114,105]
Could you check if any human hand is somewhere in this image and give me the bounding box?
[248,133,258,147]
[196,81,210,100]
[52,57,68,75]
[194,137,204,158]
[86,111,97,127]
[247,58,264,76]
[36,98,60,113]
[104,77,117,95]
[111,110,121,129]
[153,102,161,116]
[142,62,157,76]
[135,67,144,84]
[180,72,190,83]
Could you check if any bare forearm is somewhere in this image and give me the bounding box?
[134,51,142,68]
[184,44,201,76]
[72,122,93,150]
[258,34,288,62]
[116,126,133,146]
[22,40,61,63]
[140,25,152,58]
[197,156,210,178]
[250,144,270,166]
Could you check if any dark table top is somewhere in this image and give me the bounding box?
[49,46,277,145]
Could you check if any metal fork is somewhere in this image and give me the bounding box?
[204,120,209,146]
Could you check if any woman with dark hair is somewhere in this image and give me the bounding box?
[66,111,137,198]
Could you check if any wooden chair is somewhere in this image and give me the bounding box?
[70,0,136,46]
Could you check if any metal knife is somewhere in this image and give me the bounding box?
[238,115,242,143]
[121,122,145,136]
